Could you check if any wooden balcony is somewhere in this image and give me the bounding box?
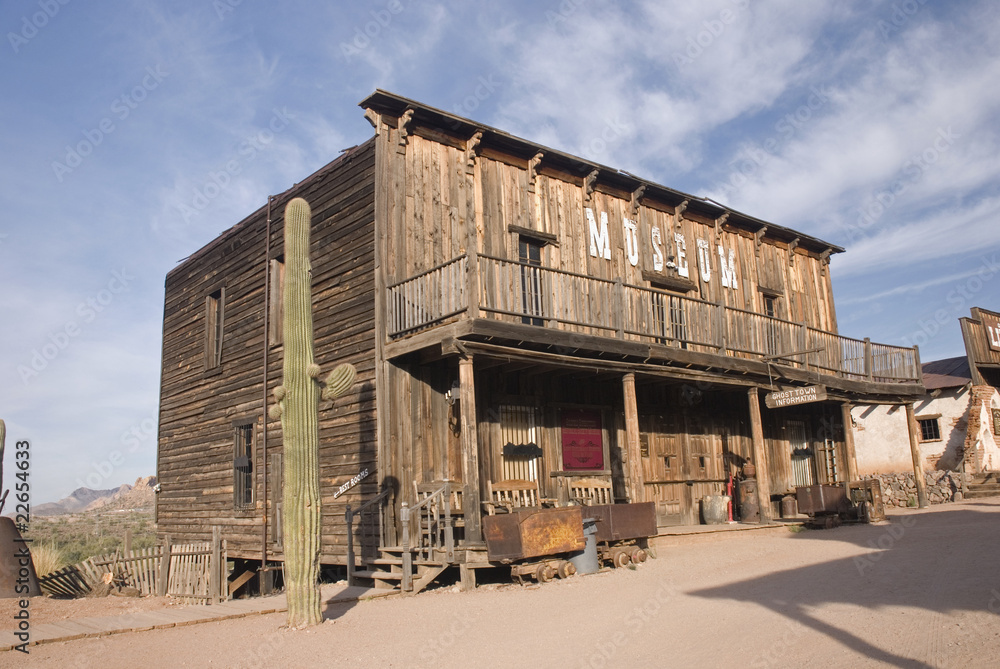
[386,254,922,385]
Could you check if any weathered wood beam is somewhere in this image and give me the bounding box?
[841,403,859,482]
[622,373,646,503]
[465,130,483,173]
[904,403,929,508]
[584,170,599,202]
[748,387,772,523]
[459,357,483,543]
[674,199,688,229]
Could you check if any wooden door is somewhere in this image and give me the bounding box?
[640,413,684,526]
[788,419,815,486]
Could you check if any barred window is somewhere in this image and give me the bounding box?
[234,421,254,510]
[918,417,941,442]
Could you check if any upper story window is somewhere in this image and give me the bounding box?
[518,236,544,326]
[205,287,225,370]
[763,295,777,318]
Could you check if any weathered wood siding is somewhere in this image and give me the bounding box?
[375,122,838,336]
[157,139,377,564]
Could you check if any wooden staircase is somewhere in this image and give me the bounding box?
[967,472,1000,499]
[347,481,458,595]
[362,546,449,595]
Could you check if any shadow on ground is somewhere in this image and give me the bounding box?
[691,501,1000,668]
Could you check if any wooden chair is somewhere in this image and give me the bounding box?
[483,479,541,514]
[569,478,614,506]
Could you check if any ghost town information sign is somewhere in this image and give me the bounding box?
[764,385,828,409]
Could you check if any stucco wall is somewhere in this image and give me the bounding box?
[851,386,970,475]
[967,386,1000,471]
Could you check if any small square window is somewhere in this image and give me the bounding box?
[918,417,941,442]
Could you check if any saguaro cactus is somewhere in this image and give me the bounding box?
[269,198,356,628]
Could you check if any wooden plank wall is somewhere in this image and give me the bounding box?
[157,139,377,564]
[376,123,838,334]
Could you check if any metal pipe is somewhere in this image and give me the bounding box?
[261,194,274,588]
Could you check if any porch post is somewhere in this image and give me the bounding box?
[459,356,483,543]
[622,373,646,503]
[904,403,929,508]
[748,387,773,523]
[841,403,859,482]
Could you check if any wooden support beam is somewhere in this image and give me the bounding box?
[841,403,859,482]
[904,403,929,508]
[748,388,772,523]
[459,357,483,543]
[622,373,646,503]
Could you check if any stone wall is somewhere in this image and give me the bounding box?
[862,470,972,507]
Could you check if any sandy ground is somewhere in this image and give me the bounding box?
[8,497,1000,669]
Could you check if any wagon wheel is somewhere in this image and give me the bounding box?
[535,563,555,583]
[611,548,631,568]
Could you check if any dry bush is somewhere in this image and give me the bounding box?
[31,542,68,577]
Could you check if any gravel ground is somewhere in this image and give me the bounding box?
[9,497,1000,669]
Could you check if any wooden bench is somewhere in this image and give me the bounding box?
[483,479,542,515]
[568,478,614,506]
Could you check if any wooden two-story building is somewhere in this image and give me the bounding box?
[156,90,925,591]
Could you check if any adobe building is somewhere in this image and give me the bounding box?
[851,307,1000,505]
[156,91,925,592]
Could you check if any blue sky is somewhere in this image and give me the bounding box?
[2,0,998,504]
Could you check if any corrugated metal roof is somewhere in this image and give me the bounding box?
[921,356,971,389]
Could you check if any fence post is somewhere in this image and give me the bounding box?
[400,502,412,592]
[345,504,355,587]
[158,535,171,597]
[864,337,873,381]
[716,302,727,354]
[124,529,132,556]
[210,526,221,604]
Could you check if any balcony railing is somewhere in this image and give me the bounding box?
[386,254,921,384]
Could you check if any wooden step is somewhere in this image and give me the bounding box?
[372,557,445,567]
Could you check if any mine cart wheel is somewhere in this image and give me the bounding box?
[858,501,871,524]
[536,563,556,583]
[611,548,631,568]
[556,560,577,579]
[630,547,648,564]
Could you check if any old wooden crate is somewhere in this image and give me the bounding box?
[483,507,586,561]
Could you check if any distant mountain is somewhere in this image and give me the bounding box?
[32,476,157,516]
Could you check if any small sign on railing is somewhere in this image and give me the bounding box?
[764,385,827,409]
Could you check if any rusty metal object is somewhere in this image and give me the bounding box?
[610,547,631,568]
[629,547,647,563]
[845,479,886,522]
[483,506,585,561]
[510,559,575,584]
[738,478,760,522]
[795,484,850,517]
[586,502,657,543]
[556,560,576,578]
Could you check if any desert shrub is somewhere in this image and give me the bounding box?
[30,542,68,577]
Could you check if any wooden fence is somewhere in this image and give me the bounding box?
[38,530,228,604]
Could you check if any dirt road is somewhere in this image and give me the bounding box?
[13,498,1000,668]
